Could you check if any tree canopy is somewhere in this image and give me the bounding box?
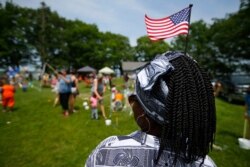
[0,1,249,76]
[171,0,250,76]
[0,2,134,70]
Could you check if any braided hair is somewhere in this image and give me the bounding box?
[155,55,216,165]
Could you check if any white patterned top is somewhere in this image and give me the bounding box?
[85,131,216,167]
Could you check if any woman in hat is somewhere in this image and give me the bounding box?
[85,51,216,167]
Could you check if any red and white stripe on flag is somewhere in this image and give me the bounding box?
[145,6,191,41]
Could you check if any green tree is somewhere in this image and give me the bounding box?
[135,36,171,61]
[172,20,210,62]
[0,2,31,67]
[64,20,103,69]
[209,0,250,73]
[34,2,69,68]
[171,20,235,76]
[100,32,133,68]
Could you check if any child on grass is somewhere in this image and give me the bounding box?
[90,93,98,120]
[1,79,15,112]
[113,89,124,112]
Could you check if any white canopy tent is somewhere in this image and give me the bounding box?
[99,67,114,75]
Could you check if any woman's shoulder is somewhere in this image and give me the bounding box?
[91,132,142,150]
[187,155,216,167]
[202,155,217,167]
[85,132,154,167]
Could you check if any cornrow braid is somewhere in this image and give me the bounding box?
[155,55,216,166]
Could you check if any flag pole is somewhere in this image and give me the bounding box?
[39,63,47,91]
[46,63,58,74]
[184,4,193,55]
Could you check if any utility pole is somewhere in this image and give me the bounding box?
[39,2,47,66]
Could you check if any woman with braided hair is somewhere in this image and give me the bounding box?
[85,51,216,167]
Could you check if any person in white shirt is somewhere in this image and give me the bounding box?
[86,51,217,167]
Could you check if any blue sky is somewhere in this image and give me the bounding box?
[3,0,240,46]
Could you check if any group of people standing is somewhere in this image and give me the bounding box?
[54,69,109,119]
[53,69,79,116]
[89,72,133,120]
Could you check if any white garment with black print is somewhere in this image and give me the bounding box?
[85,131,216,167]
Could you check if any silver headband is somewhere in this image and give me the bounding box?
[135,51,184,125]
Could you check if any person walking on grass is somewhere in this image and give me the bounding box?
[92,73,107,119]
[1,78,15,112]
[58,69,71,117]
[86,51,216,167]
[69,69,79,113]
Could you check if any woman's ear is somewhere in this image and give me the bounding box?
[129,94,162,136]
[128,95,145,120]
[128,94,136,104]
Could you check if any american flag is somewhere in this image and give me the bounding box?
[145,6,192,41]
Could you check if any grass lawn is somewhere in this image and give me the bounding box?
[0,78,250,167]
